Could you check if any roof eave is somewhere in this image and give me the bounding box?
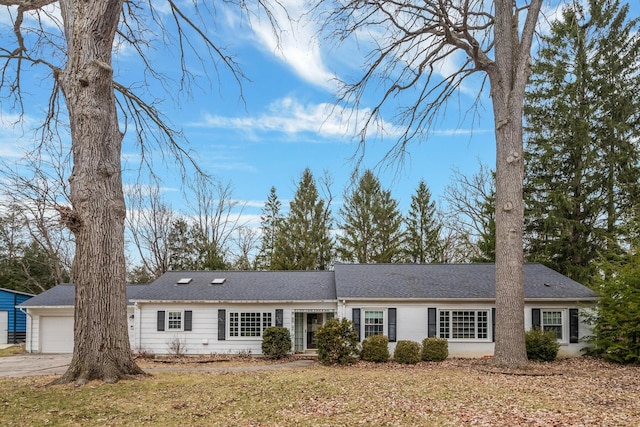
[131,299,338,304]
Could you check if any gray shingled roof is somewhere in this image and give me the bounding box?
[131,270,337,301]
[19,284,148,307]
[333,263,599,300]
[18,264,598,306]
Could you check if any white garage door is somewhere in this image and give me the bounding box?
[40,316,74,353]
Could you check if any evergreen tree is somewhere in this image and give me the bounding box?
[404,180,443,263]
[167,218,200,270]
[587,252,640,364]
[272,169,333,270]
[524,0,640,285]
[256,187,282,270]
[337,170,404,263]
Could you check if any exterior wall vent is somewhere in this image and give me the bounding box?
[210,278,226,285]
[177,278,192,285]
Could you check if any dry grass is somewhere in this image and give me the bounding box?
[0,357,638,426]
[0,345,25,357]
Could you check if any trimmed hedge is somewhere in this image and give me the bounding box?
[393,340,421,364]
[421,337,448,362]
[361,334,390,362]
[261,327,292,359]
[316,318,360,365]
[525,328,559,362]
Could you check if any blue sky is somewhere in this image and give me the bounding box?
[1,0,637,235]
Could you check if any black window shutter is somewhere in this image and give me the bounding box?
[427,307,437,337]
[184,310,193,331]
[532,308,541,329]
[569,308,579,343]
[157,311,165,331]
[492,308,496,342]
[218,309,226,341]
[275,309,284,327]
[352,308,361,341]
[388,308,397,342]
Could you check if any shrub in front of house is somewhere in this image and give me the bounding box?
[262,327,292,359]
[316,318,360,365]
[361,334,390,362]
[525,328,560,362]
[421,337,448,362]
[393,340,421,364]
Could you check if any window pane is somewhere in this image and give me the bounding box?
[241,312,261,337]
[262,312,272,332]
[229,313,239,337]
[477,311,488,339]
[364,310,384,338]
[543,311,563,339]
[439,311,450,338]
[168,311,182,330]
[452,311,475,339]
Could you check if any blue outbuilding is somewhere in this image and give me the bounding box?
[0,288,34,344]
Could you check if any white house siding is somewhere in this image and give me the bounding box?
[343,301,594,358]
[523,302,593,358]
[24,307,136,353]
[134,302,337,356]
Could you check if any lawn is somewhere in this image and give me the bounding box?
[0,357,638,426]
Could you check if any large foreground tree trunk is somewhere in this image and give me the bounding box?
[488,0,542,368]
[54,0,144,384]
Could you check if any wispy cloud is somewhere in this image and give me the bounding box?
[224,0,336,91]
[191,96,403,141]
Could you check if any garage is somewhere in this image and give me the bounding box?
[40,316,74,353]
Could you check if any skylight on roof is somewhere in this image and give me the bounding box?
[210,278,226,285]
[177,278,192,285]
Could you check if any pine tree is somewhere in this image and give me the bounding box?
[272,169,333,270]
[404,180,443,263]
[524,0,640,285]
[256,187,282,270]
[337,170,404,263]
[167,218,199,271]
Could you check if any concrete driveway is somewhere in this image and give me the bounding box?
[0,353,72,378]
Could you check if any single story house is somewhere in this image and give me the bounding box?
[18,284,146,353]
[0,287,34,344]
[19,263,599,358]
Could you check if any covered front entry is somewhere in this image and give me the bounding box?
[293,310,335,352]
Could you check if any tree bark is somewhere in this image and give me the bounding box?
[53,0,145,384]
[488,0,542,368]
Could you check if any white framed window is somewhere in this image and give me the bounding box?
[364,310,384,338]
[542,310,564,340]
[167,311,183,331]
[229,312,273,338]
[439,310,489,340]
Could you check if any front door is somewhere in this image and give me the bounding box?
[306,313,321,349]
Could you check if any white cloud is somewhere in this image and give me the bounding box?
[227,0,336,91]
[192,96,404,141]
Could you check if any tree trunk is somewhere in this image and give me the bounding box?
[488,0,542,368]
[53,0,145,384]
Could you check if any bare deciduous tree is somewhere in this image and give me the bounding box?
[442,163,495,261]
[125,182,175,281]
[321,0,542,367]
[188,175,247,269]
[0,0,282,383]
